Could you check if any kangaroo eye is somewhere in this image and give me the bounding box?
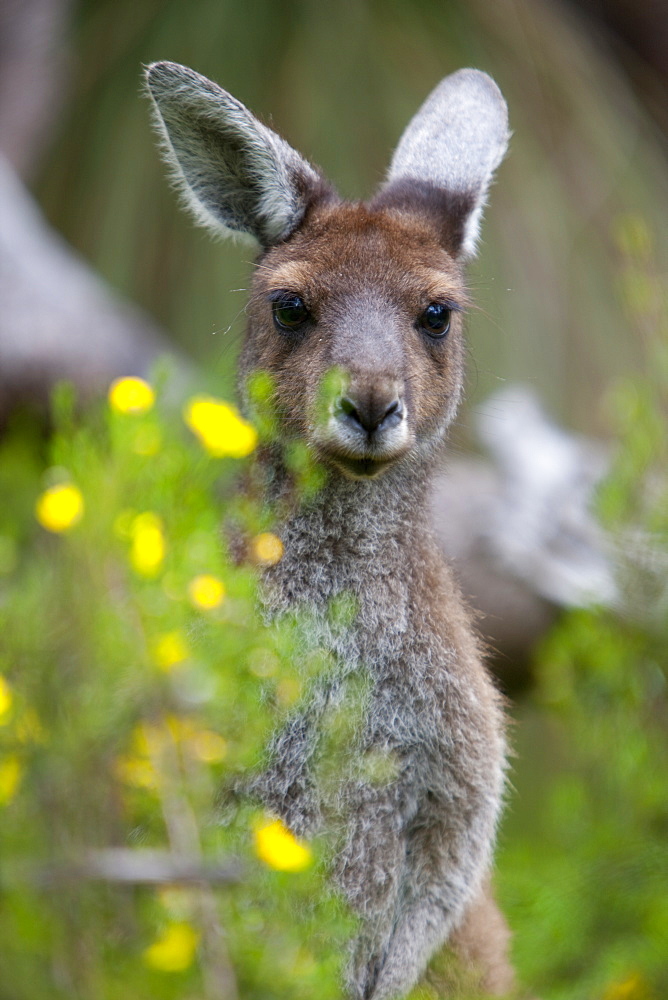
[420,303,451,339]
[272,294,310,332]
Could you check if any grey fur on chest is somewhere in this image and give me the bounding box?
[255,471,504,831]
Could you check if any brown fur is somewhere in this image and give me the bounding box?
[242,202,469,450]
[450,881,516,994]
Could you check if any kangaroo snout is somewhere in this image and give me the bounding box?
[336,388,404,437]
[316,376,411,478]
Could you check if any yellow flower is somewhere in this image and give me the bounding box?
[35,483,84,533]
[143,921,199,972]
[0,675,12,723]
[117,716,227,795]
[152,631,189,671]
[0,756,22,805]
[132,722,159,758]
[116,754,160,791]
[183,395,257,458]
[254,818,312,872]
[116,720,166,791]
[188,574,226,610]
[108,376,155,414]
[163,716,227,763]
[247,647,280,678]
[276,677,302,707]
[252,532,284,566]
[603,974,650,1000]
[189,729,227,763]
[130,512,165,576]
[157,887,193,918]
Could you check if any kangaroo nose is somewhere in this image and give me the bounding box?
[337,394,404,435]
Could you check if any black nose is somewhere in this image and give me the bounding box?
[337,394,404,435]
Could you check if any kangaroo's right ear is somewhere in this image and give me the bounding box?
[145,62,332,247]
[372,69,509,258]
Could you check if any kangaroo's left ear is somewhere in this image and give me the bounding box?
[145,61,333,247]
[371,69,509,258]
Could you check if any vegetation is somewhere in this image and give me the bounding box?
[0,374,352,1000]
[497,217,668,1000]
[1,227,666,995]
[2,0,666,996]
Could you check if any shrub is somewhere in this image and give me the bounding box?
[0,373,350,1000]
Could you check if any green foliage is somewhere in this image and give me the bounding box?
[497,219,668,1000]
[0,377,351,1000]
[1,216,667,998]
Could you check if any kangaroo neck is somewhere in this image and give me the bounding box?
[273,453,429,535]
[258,456,434,615]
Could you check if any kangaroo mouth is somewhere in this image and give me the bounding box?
[329,453,400,479]
[312,420,412,480]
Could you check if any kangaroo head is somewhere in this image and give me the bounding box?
[146,63,509,480]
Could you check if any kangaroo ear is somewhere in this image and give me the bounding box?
[145,61,331,247]
[372,69,509,258]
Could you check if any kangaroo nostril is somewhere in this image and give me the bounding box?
[383,399,402,422]
[338,396,360,422]
[378,399,404,431]
[336,395,404,435]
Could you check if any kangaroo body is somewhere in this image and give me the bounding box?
[147,62,513,999]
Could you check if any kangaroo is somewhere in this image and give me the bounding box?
[146,62,512,1000]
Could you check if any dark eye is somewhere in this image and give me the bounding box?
[272,294,310,332]
[419,303,451,339]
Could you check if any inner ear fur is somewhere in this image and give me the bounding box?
[370,181,476,257]
[146,60,336,247]
[373,68,509,258]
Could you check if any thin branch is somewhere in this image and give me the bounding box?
[25,849,243,887]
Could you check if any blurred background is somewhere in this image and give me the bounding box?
[1,0,667,998]
[3,0,668,422]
